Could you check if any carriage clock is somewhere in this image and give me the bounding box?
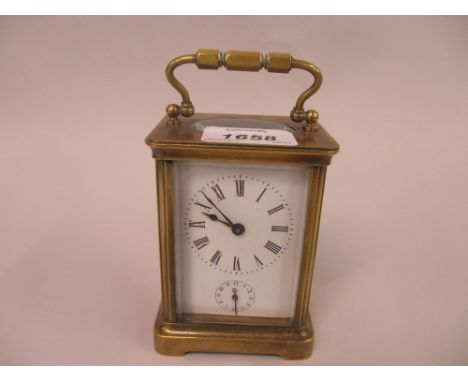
[145,49,339,359]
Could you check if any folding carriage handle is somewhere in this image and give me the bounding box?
[165,49,322,129]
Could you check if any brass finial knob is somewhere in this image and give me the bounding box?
[166,103,181,125]
[305,109,319,130]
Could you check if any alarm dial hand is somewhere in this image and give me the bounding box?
[232,288,239,316]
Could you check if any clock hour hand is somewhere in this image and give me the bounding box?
[200,190,234,226]
[202,212,232,228]
[200,191,245,236]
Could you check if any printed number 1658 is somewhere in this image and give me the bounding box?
[222,134,276,141]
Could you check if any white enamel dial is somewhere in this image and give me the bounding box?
[173,161,310,319]
[183,174,294,274]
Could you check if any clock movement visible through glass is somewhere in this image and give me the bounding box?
[173,161,311,322]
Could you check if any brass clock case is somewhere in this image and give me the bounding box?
[145,49,339,360]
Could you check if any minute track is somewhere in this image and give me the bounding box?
[185,174,293,274]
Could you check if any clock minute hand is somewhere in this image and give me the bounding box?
[200,190,234,226]
[200,191,245,236]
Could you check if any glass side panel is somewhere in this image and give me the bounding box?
[191,118,293,132]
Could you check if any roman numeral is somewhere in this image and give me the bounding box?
[271,225,288,232]
[235,179,244,197]
[189,221,205,228]
[194,201,211,210]
[210,250,222,265]
[211,184,225,201]
[264,240,282,255]
[267,204,284,215]
[193,236,209,250]
[253,254,263,267]
[233,256,241,271]
[256,187,267,202]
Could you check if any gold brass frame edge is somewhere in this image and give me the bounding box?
[145,112,339,166]
[152,146,335,166]
[294,166,327,324]
[156,160,177,322]
[154,305,314,360]
[178,312,292,326]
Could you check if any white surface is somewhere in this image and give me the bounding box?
[201,126,298,146]
[173,161,308,318]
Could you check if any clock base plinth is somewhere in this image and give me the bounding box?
[154,306,314,360]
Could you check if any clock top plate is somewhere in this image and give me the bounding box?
[145,113,339,165]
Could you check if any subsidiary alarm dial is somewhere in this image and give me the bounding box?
[215,280,255,315]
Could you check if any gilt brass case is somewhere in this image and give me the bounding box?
[145,49,339,360]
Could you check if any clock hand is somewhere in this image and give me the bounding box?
[200,191,245,236]
[200,191,234,226]
[232,288,238,316]
[202,212,231,228]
